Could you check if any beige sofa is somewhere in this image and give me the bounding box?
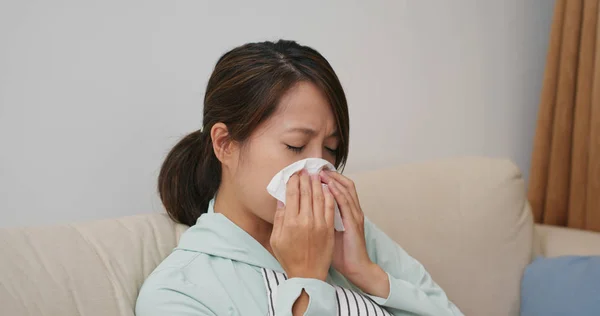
[1,157,600,316]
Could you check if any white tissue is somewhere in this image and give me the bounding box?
[266,158,345,231]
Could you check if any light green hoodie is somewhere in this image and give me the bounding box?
[135,199,463,315]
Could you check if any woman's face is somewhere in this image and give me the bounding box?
[231,81,340,224]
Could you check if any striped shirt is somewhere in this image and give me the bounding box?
[262,268,392,316]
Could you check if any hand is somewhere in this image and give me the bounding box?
[319,170,390,298]
[270,170,336,281]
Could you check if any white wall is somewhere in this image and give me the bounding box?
[0,0,554,227]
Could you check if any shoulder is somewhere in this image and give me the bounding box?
[135,251,225,316]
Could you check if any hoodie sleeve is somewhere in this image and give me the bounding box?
[135,284,217,316]
[363,218,464,316]
[274,277,337,315]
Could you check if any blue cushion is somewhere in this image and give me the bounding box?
[521,256,600,316]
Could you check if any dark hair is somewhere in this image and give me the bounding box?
[158,40,350,226]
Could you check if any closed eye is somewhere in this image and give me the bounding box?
[325,147,338,155]
[286,145,304,153]
[286,144,338,155]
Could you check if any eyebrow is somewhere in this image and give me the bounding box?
[286,127,339,138]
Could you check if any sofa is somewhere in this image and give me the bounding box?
[1,157,599,316]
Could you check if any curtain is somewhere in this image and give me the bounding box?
[529,0,600,232]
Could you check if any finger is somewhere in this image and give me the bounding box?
[321,172,362,221]
[286,173,300,216]
[311,174,325,225]
[329,178,361,222]
[327,180,356,224]
[320,170,360,208]
[323,185,335,228]
[299,169,313,218]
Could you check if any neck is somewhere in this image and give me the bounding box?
[213,185,274,254]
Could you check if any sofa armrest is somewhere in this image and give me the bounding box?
[533,224,600,258]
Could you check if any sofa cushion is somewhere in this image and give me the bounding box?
[0,213,187,316]
[534,224,600,257]
[350,157,533,316]
[521,256,600,316]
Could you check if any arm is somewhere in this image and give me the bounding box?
[362,217,463,316]
[135,284,217,316]
[319,170,462,316]
[270,172,338,315]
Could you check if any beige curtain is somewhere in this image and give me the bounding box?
[529,0,600,232]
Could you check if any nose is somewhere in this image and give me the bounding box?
[305,148,324,160]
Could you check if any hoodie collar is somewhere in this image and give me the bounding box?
[176,199,283,272]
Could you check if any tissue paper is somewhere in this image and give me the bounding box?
[266,158,345,231]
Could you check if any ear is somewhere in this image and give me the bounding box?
[210,122,239,168]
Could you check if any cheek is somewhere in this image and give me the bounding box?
[236,143,293,222]
[242,137,300,186]
[240,145,285,189]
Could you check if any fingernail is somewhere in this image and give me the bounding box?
[277,200,284,208]
[319,172,329,183]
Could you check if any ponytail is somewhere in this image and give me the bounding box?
[158,129,221,226]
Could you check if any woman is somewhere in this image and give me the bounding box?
[135,40,462,316]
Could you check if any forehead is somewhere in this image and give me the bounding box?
[273,81,335,129]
